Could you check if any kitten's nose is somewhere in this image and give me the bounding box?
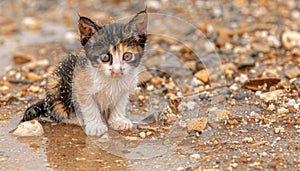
[111,64,121,76]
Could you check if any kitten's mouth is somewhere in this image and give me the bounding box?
[111,72,123,78]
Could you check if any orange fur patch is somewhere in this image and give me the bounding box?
[53,103,68,118]
[47,74,59,94]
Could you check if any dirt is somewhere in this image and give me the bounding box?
[1,0,300,170]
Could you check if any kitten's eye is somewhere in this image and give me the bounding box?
[123,52,134,61]
[100,54,110,62]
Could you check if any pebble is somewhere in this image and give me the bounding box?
[24,72,43,81]
[191,77,204,87]
[22,59,49,70]
[190,153,201,160]
[12,54,34,64]
[139,132,146,139]
[237,57,255,69]
[281,30,300,50]
[138,95,145,102]
[177,101,196,111]
[12,120,44,136]
[29,85,40,93]
[186,117,208,131]
[213,109,232,119]
[21,17,41,30]
[236,73,248,84]
[255,91,262,96]
[233,92,249,100]
[285,68,300,79]
[277,107,289,115]
[218,89,231,95]
[194,69,209,83]
[229,83,239,92]
[274,126,285,134]
[242,137,254,143]
[259,90,283,103]
[267,103,276,111]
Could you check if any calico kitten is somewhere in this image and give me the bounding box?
[21,10,148,136]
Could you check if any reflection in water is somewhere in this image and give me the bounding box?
[18,123,130,170]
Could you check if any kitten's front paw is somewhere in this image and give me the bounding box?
[85,123,108,136]
[108,117,133,130]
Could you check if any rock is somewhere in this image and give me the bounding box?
[178,101,197,111]
[184,61,196,71]
[285,68,300,79]
[194,69,209,83]
[230,83,239,92]
[213,109,232,119]
[233,92,249,100]
[12,54,34,64]
[252,42,270,53]
[29,85,40,93]
[259,90,283,103]
[186,117,208,131]
[21,17,41,30]
[12,120,44,136]
[24,72,43,81]
[281,30,300,50]
[22,59,50,70]
[139,132,146,139]
[274,126,285,134]
[237,56,255,69]
[216,34,230,47]
[277,107,289,115]
[267,103,275,111]
[190,153,201,160]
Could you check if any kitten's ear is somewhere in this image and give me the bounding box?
[126,9,148,34]
[78,16,101,46]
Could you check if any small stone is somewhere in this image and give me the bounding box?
[281,30,300,50]
[252,42,270,53]
[267,103,275,111]
[268,162,277,169]
[213,109,232,119]
[12,54,34,64]
[146,131,152,136]
[259,90,283,103]
[274,126,285,134]
[277,107,289,115]
[230,83,239,92]
[194,69,209,83]
[230,163,239,168]
[186,117,208,131]
[21,17,41,30]
[24,72,43,81]
[13,120,44,136]
[139,132,146,139]
[242,137,254,143]
[285,68,300,79]
[22,59,50,70]
[191,77,204,87]
[237,57,255,69]
[29,85,40,93]
[190,153,200,160]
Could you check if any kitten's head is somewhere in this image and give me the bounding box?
[78,10,147,78]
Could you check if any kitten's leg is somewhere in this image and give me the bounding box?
[80,97,108,136]
[108,93,132,130]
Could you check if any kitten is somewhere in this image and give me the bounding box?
[21,9,148,136]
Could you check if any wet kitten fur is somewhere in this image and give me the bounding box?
[21,10,148,136]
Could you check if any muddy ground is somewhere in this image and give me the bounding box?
[1,0,300,170]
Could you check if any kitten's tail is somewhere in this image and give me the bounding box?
[21,99,49,123]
